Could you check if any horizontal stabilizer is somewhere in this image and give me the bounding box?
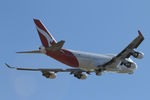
[5,63,15,69]
[46,40,65,51]
[16,40,65,53]
[16,50,42,53]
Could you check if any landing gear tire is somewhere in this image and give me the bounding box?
[128,72,134,74]
[74,74,81,79]
[96,72,102,76]
[95,68,103,76]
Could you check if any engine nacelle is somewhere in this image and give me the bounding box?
[74,73,87,80]
[48,72,56,79]
[122,61,136,69]
[39,46,46,53]
[42,72,56,79]
[131,51,144,59]
[80,73,87,80]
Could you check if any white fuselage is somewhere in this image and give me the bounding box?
[71,50,137,74]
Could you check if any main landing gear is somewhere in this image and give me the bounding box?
[95,67,106,76]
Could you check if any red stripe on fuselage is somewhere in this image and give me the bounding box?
[46,49,79,67]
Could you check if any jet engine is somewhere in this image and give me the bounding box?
[74,73,87,80]
[39,46,46,53]
[131,51,144,59]
[121,61,136,69]
[42,72,56,79]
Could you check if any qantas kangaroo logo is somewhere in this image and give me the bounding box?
[36,25,54,47]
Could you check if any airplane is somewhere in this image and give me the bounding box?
[5,19,144,80]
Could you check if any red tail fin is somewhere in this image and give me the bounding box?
[33,19,57,47]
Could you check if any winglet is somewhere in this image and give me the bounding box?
[138,30,143,36]
[5,63,16,69]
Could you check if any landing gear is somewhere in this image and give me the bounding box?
[128,71,134,74]
[95,67,106,76]
[86,71,91,75]
[73,73,87,80]
[74,74,81,79]
[96,72,102,76]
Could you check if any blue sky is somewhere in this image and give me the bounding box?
[0,0,150,100]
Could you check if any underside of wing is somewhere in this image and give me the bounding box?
[5,63,85,72]
[5,63,91,80]
[115,30,144,59]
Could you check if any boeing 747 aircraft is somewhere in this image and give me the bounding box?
[6,19,144,80]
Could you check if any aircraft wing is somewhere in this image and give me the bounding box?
[103,30,144,68]
[5,63,87,73]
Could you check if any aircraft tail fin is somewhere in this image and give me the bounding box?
[33,19,57,48]
[16,19,65,54]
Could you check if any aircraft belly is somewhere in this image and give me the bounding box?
[78,58,92,67]
[75,56,105,71]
